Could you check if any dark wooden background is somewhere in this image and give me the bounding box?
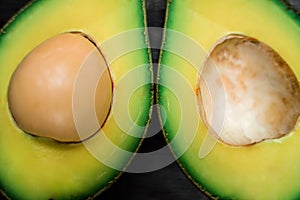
[0,1,299,200]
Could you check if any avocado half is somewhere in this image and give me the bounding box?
[158,0,300,199]
[0,0,152,199]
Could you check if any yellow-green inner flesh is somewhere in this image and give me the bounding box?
[0,0,151,199]
[159,0,300,199]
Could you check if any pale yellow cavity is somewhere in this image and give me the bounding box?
[198,34,300,146]
[8,33,112,142]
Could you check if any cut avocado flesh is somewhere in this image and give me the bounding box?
[0,0,152,199]
[159,0,300,199]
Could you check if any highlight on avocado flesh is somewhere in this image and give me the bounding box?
[197,34,300,146]
[8,32,113,143]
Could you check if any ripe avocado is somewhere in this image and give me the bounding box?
[0,0,152,199]
[159,0,300,199]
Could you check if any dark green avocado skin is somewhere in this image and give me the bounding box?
[0,0,300,200]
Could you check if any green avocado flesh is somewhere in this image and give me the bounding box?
[0,0,152,199]
[159,0,300,199]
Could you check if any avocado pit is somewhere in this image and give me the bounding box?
[197,34,300,146]
[8,32,113,143]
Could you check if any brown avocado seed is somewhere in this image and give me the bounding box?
[8,33,112,142]
[198,34,300,146]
